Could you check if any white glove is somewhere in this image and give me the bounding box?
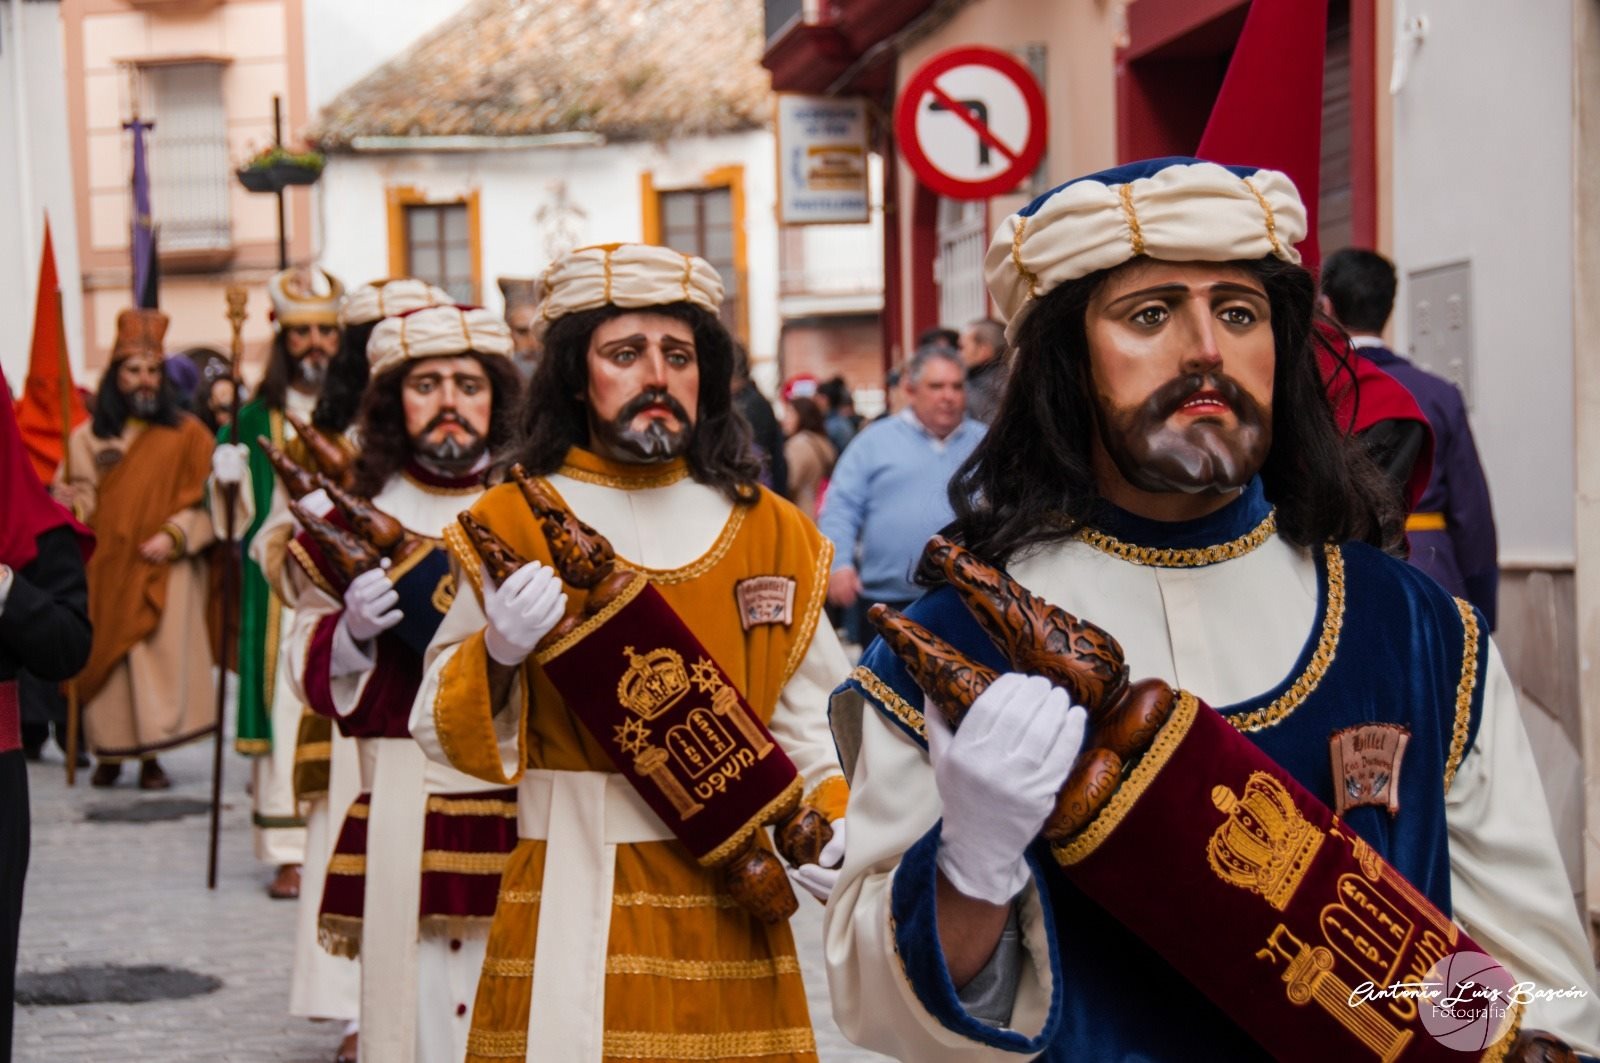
[790,818,848,903]
[927,673,1086,905]
[212,443,248,486]
[482,561,567,666]
[341,566,402,643]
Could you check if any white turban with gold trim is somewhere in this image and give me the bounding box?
[366,305,512,378]
[536,243,723,333]
[986,158,1307,340]
[269,267,344,328]
[339,278,453,328]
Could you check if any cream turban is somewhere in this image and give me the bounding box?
[986,158,1307,340]
[269,267,344,328]
[536,243,723,333]
[339,278,453,328]
[366,305,512,378]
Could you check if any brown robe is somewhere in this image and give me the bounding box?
[59,414,218,760]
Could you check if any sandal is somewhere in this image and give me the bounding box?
[268,863,302,900]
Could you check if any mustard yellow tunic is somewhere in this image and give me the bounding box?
[414,450,849,1063]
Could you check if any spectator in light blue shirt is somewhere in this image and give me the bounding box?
[818,346,986,643]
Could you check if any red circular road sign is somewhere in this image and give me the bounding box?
[895,46,1048,200]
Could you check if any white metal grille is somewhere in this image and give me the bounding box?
[144,62,231,253]
[936,197,986,330]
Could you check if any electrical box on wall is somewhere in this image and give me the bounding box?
[1407,259,1474,407]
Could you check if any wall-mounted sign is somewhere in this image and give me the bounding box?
[775,95,871,225]
[895,46,1047,200]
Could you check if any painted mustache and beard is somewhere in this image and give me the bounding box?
[592,388,694,463]
[123,384,162,419]
[411,410,489,473]
[1096,372,1272,494]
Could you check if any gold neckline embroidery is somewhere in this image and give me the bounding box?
[1077,508,1277,568]
[556,461,690,490]
[1222,544,1345,734]
[401,468,483,496]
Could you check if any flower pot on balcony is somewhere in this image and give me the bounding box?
[236,166,280,193]
[270,161,322,187]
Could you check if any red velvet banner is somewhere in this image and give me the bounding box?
[539,579,802,865]
[1055,693,1521,1062]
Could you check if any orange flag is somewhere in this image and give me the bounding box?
[14,218,88,485]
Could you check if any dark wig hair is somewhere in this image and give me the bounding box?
[507,302,761,505]
[933,255,1403,573]
[255,331,298,412]
[92,357,183,439]
[789,396,828,436]
[349,352,524,498]
[312,320,378,433]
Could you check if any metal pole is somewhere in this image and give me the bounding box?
[273,95,287,269]
[208,285,249,889]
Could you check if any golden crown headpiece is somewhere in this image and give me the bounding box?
[1207,772,1324,911]
[617,646,690,721]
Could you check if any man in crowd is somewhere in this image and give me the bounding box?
[824,158,1598,1058]
[1,364,93,1063]
[957,317,1009,424]
[217,266,345,898]
[499,276,544,381]
[411,243,850,1062]
[819,346,984,643]
[281,305,522,1063]
[55,309,216,789]
[1321,247,1499,627]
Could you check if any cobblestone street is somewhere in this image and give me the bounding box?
[15,736,891,1062]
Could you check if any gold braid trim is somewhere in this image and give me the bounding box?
[285,539,338,598]
[499,888,541,904]
[780,538,833,692]
[442,523,485,601]
[343,800,370,819]
[326,853,365,876]
[1117,184,1147,256]
[612,891,737,909]
[263,580,283,721]
[1010,214,1040,299]
[420,850,511,875]
[850,665,925,740]
[1241,176,1284,257]
[533,574,646,665]
[1480,1001,1526,1063]
[293,741,332,764]
[235,737,272,755]
[425,795,518,817]
[1076,509,1277,567]
[605,954,802,980]
[1224,545,1345,734]
[602,1028,817,1060]
[1053,690,1199,866]
[399,467,482,496]
[698,776,803,868]
[386,539,437,584]
[465,1028,529,1058]
[1443,598,1481,794]
[555,462,690,490]
[617,506,748,585]
[481,955,535,977]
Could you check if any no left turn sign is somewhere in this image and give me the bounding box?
[895,46,1047,200]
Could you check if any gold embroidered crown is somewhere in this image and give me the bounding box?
[1207,771,1323,911]
[617,646,689,720]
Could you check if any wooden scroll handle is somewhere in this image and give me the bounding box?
[1504,1031,1579,1063]
[258,435,320,501]
[775,806,834,869]
[923,535,1129,711]
[284,411,353,487]
[291,500,382,584]
[320,477,429,570]
[509,464,618,589]
[867,604,1123,842]
[923,536,1177,766]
